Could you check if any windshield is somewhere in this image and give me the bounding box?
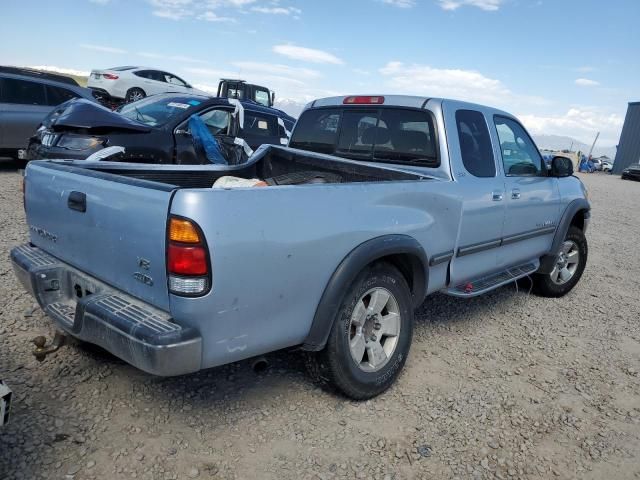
[290,107,439,167]
[118,96,202,127]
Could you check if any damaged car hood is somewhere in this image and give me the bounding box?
[47,99,151,132]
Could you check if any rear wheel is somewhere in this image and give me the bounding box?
[532,226,587,297]
[306,262,414,400]
[125,88,146,103]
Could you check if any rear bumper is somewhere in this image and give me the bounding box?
[10,244,202,376]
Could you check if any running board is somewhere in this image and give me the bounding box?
[444,261,539,298]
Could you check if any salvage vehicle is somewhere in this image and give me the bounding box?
[0,66,97,160]
[217,79,276,107]
[621,163,640,181]
[87,66,207,104]
[0,380,11,426]
[26,93,295,163]
[11,95,590,400]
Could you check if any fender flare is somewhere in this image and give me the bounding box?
[302,235,428,351]
[538,198,590,274]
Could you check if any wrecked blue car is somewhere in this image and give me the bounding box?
[26,93,295,164]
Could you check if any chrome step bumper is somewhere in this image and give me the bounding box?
[10,244,202,376]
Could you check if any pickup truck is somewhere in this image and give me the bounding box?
[10,95,590,400]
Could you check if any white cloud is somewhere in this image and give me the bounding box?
[232,61,320,79]
[198,10,236,21]
[273,44,344,65]
[575,78,600,87]
[89,0,111,4]
[438,0,503,11]
[29,65,90,77]
[80,43,127,54]
[519,108,624,145]
[379,61,511,104]
[251,6,301,14]
[353,68,371,75]
[381,0,416,7]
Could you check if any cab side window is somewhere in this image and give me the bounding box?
[45,85,78,106]
[455,109,495,177]
[494,116,544,176]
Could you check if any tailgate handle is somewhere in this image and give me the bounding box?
[68,191,87,213]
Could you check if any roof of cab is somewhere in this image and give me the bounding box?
[305,94,514,118]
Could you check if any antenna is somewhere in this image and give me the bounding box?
[587,132,600,158]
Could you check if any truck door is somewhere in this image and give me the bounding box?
[445,106,506,285]
[492,116,560,268]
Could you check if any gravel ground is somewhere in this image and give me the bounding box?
[0,162,639,480]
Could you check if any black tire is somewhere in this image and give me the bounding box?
[125,87,146,103]
[306,262,414,400]
[532,226,587,297]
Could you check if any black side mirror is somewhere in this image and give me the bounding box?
[550,156,573,177]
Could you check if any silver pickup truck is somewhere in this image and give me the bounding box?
[11,95,590,399]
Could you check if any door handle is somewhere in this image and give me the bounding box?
[68,191,86,212]
[511,189,521,200]
[492,191,503,201]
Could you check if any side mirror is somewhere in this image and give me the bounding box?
[550,156,573,177]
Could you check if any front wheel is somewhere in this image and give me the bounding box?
[306,262,414,400]
[532,226,587,297]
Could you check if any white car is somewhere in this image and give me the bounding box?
[87,66,207,103]
[602,161,613,172]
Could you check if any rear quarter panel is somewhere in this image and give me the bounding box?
[170,180,462,368]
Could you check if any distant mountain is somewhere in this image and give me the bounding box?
[274,98,307,118]
[533,134,617,159]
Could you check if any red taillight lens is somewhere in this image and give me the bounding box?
[103,74,119,80]
[168,244,207,276]
[343,96,385,105]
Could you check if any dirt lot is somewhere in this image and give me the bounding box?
[0,163,638,480]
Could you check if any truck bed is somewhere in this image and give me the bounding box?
[71,145,426,188]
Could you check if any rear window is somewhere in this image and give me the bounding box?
[118,95,199,127]
[290,107,438,166]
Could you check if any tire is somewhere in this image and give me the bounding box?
[532,226,587,297]
[306,262,414,400]
[125,87,146,103]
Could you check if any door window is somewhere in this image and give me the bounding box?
[494,116,544,176]
[244,111,277,137]
[0,78,46,105]
[45,85,78,106]
[198,109,231,135]
[455,110,495,177]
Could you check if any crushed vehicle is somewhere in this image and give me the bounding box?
[11,95,590,400]
[26,93,296,164]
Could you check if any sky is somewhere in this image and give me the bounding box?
[1,0,638,147]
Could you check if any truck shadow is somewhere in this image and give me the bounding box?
[104,284,528,410]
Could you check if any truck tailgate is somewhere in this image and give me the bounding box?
[24,162,174,311]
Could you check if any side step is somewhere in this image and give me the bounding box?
[444,261,538,298]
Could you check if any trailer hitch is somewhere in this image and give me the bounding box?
[32,331,66,361]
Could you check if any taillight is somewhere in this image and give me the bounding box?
[103,73,119,80]
[167,216,210,296]
[343,96,385,105]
